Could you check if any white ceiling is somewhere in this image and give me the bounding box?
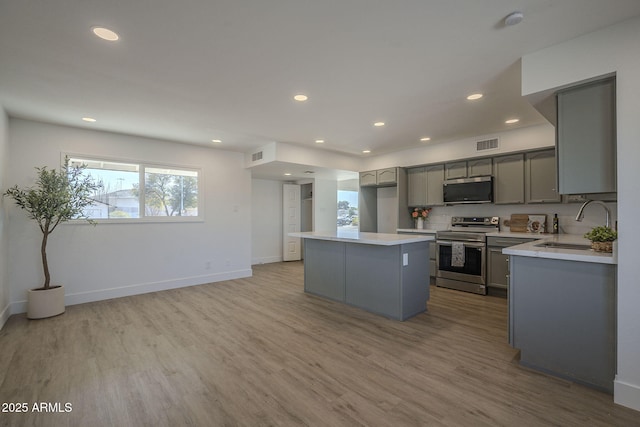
[1,1,639,175]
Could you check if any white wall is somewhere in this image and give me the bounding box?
[313,178,338,232]
[521,16,640,411]
[250,177,342,264]
[275,142,361,172]
[6,119,252,313]
[0,109,9,329]
[362,124,555,170]
[251,179,283,264]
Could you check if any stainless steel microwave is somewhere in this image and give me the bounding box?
[443,176,493,205]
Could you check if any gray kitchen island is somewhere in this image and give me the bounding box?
[290,231,433,321]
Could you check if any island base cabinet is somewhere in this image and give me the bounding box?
[510,256,616,393]
[345,242,429,320]
[303,239,430,321]
[303,239,346,302]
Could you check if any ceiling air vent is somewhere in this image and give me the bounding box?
[251,151,263,162]
[476,138,499,151]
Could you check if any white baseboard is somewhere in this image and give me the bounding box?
[0,303,10,330]
[252,256,283,265]
[614,377,640,411]
[10,269,253,314]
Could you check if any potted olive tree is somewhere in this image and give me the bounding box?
[3,158,101,319]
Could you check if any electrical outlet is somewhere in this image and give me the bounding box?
[225,259,231,267]
[205,261,211,270]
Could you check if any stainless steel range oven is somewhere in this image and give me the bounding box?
[436,216,499,295]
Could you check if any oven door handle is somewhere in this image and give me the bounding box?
[437,240,486,249]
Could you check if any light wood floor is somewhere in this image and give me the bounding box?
[1,261,638,427]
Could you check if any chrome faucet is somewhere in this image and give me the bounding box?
[575,200,611,228]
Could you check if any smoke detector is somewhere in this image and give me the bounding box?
[505,11,524,26]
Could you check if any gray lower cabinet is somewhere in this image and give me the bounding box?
[398,231,436,282]
[525,149,561,203]
[303,238,430,321]
[488,247,509,289]
[557,78,616,194]
[487,236,536,290]
[510,255,616,393]
[494,154,524,204]
[303,239,346,301]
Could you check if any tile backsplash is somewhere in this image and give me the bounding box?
[420,201,617,235]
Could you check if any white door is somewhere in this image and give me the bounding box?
[283,184,301,261]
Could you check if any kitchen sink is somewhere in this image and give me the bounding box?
[534,242,592,250]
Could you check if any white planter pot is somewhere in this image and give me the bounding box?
[27,285,65,319]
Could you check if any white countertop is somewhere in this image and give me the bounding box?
[503,234,616,265]
[486,231,548,238]
[396,228,441,234]
[289,231,435,246]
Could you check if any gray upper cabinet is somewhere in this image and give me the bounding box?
[407,167,427,206]
[444,161,467,180]
[468,158,492,177]
[525,149,561,203]
[407,165,444,206]
[360,168,397,187]
[494,154,524,204]
[359,170,377,187]
[377,168,397,186]
[425,164,444,206]
[445,158,491,179]
[557,78,616,194]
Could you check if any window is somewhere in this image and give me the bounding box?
[69,156,200,221]
[337,189,358,229]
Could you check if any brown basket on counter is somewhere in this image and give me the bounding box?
[591,241,613,253]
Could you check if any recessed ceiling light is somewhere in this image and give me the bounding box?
[293,94,308,102]
[505,118,520,124]
[82,117,96,122]
[420,137,431,142]
[92,27,119,41]
[315,139,325,144]
[362,150,371,154]
[211,139,222,143]
[504,11,524,27]
[284,173,292,176]
[373,122,385,127]
[467,93,483,100]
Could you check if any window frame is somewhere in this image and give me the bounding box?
[63,153,204,224]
